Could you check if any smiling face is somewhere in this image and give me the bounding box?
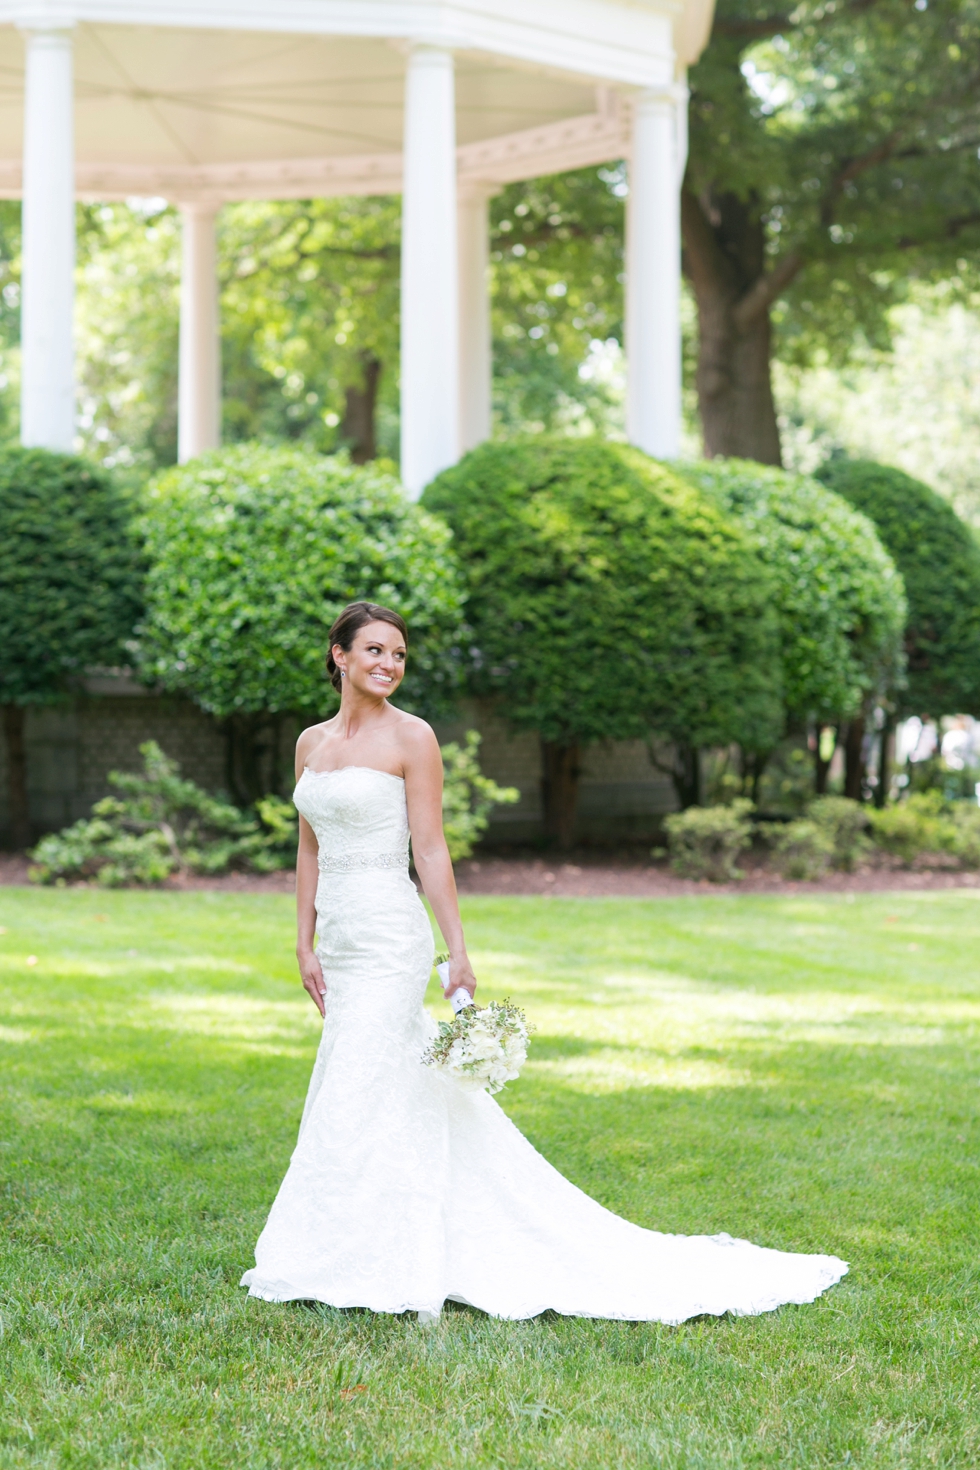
[332,620,407,701]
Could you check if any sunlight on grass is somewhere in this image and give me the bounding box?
[1,886,979,1468]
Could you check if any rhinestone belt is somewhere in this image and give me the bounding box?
[317,850,409,874]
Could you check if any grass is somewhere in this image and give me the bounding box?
[1,886,979,1468]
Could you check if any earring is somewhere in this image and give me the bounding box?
[340,669,346,679]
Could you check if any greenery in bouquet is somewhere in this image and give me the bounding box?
[423,998,532,1096]
[29,742,297,886]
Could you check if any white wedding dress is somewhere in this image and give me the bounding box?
[241,766,847,1322]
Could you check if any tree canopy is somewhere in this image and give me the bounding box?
[685,0,980,462]
[816,457,980,718]
[422,437,783,838]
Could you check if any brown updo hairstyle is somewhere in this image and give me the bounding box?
[326,601,409,693]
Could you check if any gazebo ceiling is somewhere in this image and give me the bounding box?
[0,0,714,200]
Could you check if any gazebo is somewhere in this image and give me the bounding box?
[0,0,714,493]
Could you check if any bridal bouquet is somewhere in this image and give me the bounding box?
[423,955,532,1095]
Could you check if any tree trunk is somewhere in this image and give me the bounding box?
[2,703,31,849]
[681,187,802,466]
[874,718,894,809]
[222,713,285,807]
[671,743,702,810]
[843,716,866,802]
[540,739,580,849]
[340,355,381,463]
[741,748,771,806]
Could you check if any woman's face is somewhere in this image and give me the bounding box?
[333,620,406,700]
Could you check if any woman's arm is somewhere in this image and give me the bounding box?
[403,723,477,1002]
[295,729,326,1016]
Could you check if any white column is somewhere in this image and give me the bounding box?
[626,88,682,460]
[20,26,75,451]
[457,182,492,454]
[178,203,221,463]
[400,45,459,497]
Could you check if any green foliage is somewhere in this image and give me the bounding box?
[662,799,755,882]
[0,447,144,706]
[138,444,466,721]
[690,3,980,371]
[677,459,907,725]
[423,438,783,753]
[219,198,401,456]
[489,168,625,435]
[806,796,871,873]
[29,742,296,886]
[762,819,835,881]
[815,458,980,717]
[440,731,519,862]
[868,790,980,869]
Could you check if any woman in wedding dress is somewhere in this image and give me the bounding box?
[241,601,847,1323]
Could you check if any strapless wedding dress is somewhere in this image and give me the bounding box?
[241,766,847,1322]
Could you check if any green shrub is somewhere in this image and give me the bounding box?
[662,799,755,882]
[867,791,954,867]
[816,458,980,718]
[806,796,872,871]
[676,459,907,725]
[138,445,466,724]
[950,804,980,868]
[424,438,783,842]
[0,448,144,844]
[29,742,296,886]
[440,731,519,861]
[763,819,835,881]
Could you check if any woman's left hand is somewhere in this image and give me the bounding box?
[446,954,477,1003]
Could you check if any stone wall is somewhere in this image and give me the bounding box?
[0,676,677,848]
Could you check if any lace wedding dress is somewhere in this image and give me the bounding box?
[241,766,848,1322]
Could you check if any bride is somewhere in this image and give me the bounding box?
[241,600,847,1323]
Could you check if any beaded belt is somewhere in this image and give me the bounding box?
[317,850,409,874]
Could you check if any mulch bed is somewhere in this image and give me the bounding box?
[3,849,980,897]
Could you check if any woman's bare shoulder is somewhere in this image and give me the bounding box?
[390,709,440,761]
[296,720,334,763]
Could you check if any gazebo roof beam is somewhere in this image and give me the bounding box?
[0,105,632,201]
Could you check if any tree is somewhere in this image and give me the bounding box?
[677,458,907,798]
[0,449,144,847]
[685,0,980,463]
[422,438,783,843]
[137,444,467,804]
[816,456,980,798]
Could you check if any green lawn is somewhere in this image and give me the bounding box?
[1,887,979,1468]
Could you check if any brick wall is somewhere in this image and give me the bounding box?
[1,679,677,847]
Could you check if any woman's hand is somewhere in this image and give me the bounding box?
[298,947,327,1017]
[446,953,477,1004]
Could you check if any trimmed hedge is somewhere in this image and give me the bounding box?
[816,457,980,717]
[676,458,907,725]
[422,436,783,752]
[0,447,144,706]
[137,444,467,721]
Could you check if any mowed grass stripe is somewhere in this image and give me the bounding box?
[1,888,978,1468]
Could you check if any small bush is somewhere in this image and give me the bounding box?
[762,820,835,881]
[807,796,872,871]
[440,731,519,861]
[867,791,954,867]
[29,742,296,886]
[949,803,980,868]
[662,799,754,882]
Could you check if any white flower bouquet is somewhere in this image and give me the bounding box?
[423,954,532,1095]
